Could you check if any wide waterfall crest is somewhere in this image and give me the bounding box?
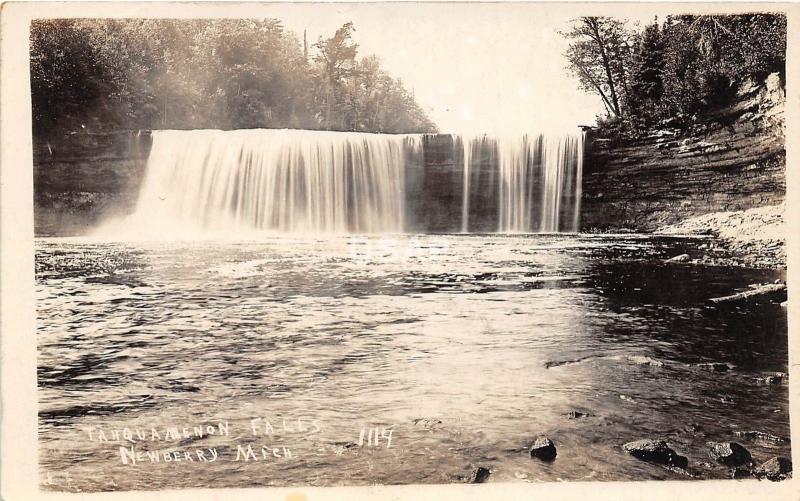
[126,129,419,235]
[102,128,583,237]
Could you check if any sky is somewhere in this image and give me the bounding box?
[256,3,692,135]
[265,3,604,134]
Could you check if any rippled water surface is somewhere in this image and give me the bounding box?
[36,234,789,491]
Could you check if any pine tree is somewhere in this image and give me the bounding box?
[631,21,665,102]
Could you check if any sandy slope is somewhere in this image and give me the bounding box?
[658,204,785,269]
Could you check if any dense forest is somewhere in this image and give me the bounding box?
[30,19,438,138]
[30,14,786,141]
[562,14,786,135]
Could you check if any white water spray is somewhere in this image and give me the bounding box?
[102,128,583,238]
[120,129,420,235]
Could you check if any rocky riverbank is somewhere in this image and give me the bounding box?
[581,73,785,233]
[659,203,785,269]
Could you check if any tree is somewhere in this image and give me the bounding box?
[313,22,358,130]
[30,19,437,137]
[30,20,117,134]
[626,20,666,126]
[562,14,786,134]
[631,21,665,102]
[562,17,633,118]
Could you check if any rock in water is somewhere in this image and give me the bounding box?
[529,436,557,461]
[666,254,690,263]
[732,430,786,443]
[622,439,688,468]
[708,442,752,467]
[567,410,593,419]
[732,466,752,479]
[754,457,792,481]
[757,372,788,385]
[469,466,491,484]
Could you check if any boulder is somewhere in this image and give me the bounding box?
[732,466,752,479]
[529,436,557,461]
[468,466,491,484]
[622,439,688,468]
[708,442,752,467]
[753,457,792,481]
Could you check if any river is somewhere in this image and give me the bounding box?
[36,233,789,491]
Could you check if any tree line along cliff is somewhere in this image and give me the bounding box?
[30,19,437,140]
[580,73,785,231]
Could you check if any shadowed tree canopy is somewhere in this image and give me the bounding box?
[30,19,438,138]
[631,22,665,102]
[561,14,786,134]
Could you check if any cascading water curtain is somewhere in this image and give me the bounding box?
[458,134,495,233]
[121,129,582,237]
[461,135,472,233]
[497,135,533,232]
[496,132,584,233]
[570,131,585,232]
[129,129,422,234]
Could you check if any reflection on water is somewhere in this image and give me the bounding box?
[36,234,789,491]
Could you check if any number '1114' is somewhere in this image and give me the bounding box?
[358,427,393,448]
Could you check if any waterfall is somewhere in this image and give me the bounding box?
[125,129,420,235]
[499,132,584,233]
[461,137,472,233]
[458,132,584,233]
[103,128,584,238]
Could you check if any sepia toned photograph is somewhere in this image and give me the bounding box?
[6,1,794,496]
